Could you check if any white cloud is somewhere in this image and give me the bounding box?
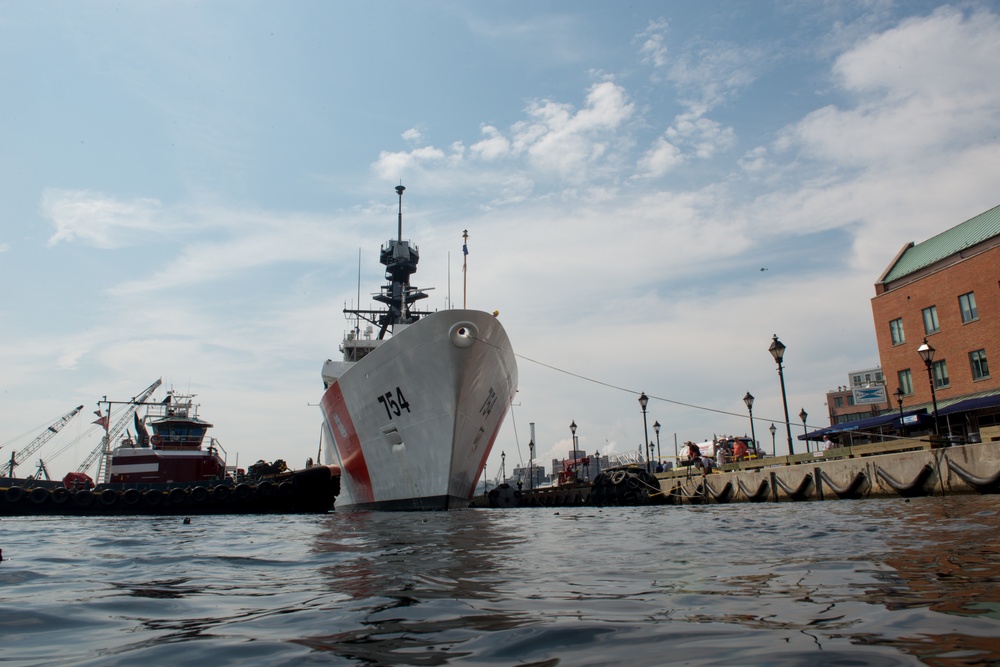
[470,125,511,161]
[783,6,1000,167]
[666,109,736,158]
[636,136,683,177]
[372,81,635,185]
[518,81,635,179]
[637,19,670,68]
[372,145,450,180]
[43,189,166,249]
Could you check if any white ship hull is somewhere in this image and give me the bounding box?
[320,309,517,510]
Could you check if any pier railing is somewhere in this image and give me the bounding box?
[658,436,941,481]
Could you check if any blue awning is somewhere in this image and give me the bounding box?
[939,392,1000,416]
[800,409,929,440]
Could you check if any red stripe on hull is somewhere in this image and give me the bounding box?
[468,403,511,501]
[321,381,374,504]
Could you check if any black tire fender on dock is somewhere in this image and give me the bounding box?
[123,488,142,505]
[234,484,252,501]
[74,489,95,507]
[255,481,273,497]
[168,487,187,504]
[144,489,164,506]
[278,481,295,496]
[4,486,26,503]
[100,489,119,506]
[610,470,627,486]
[213,484,231,501]
[190,486,210,503]
[51,487,71,504]
[29,487,51,504]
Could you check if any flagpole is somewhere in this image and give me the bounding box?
[462,229,468,309]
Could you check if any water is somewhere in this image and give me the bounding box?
[2,496,1000,666]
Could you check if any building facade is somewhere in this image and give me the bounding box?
[826,366,889,426]
[871,204,1000,439]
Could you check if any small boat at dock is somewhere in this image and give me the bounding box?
[1,385,341,516]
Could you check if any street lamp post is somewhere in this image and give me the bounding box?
[501,451,506,484]
[653,421,661,471]
[742,392,758,455]
[570,420,579,481]
[594,450,601,477]
[799,408,808,452]
[894,387,905,433]
[639,392,650,472]
[917,338,941,436]
[769,334,795,455]
[769,422,777,457]
[528,422,535,491]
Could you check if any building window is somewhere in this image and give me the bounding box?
[847,394,855,406]
[959,292,978,323]
[834,397,843,408]
[852,374,862,386]
[922,306,940,334]
[890,318,905,345]
[970,349,990,380]
[898,369,914,395]
[875,371,883,383]
[933,360,949,388]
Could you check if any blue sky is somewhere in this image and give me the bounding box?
[3,1,999,482]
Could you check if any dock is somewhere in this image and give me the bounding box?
[474,437,1000,508]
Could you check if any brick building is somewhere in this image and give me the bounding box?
[870,203,1000,440]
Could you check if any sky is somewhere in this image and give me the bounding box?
[2,1,1000,484]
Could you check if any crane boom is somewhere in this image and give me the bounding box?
[77,378,163,481]
[2,405,85,477]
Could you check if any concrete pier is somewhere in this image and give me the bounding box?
[481,438,1000,508]
[664,438,1000,504]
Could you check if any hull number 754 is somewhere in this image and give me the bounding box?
[377,387,412,420]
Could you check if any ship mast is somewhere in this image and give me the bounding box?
[363,184,429,339]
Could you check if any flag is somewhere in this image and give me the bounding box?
[462,243,468,256]
[92,409,109,429]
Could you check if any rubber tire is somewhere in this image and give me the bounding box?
[30,487,51,504]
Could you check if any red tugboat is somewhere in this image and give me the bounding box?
[1,384,341,516]
[108,389,228,485]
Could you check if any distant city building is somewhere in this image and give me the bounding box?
[511,463,546,488]
[826,366,889,426]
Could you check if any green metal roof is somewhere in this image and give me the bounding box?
[883,203,1000,283]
